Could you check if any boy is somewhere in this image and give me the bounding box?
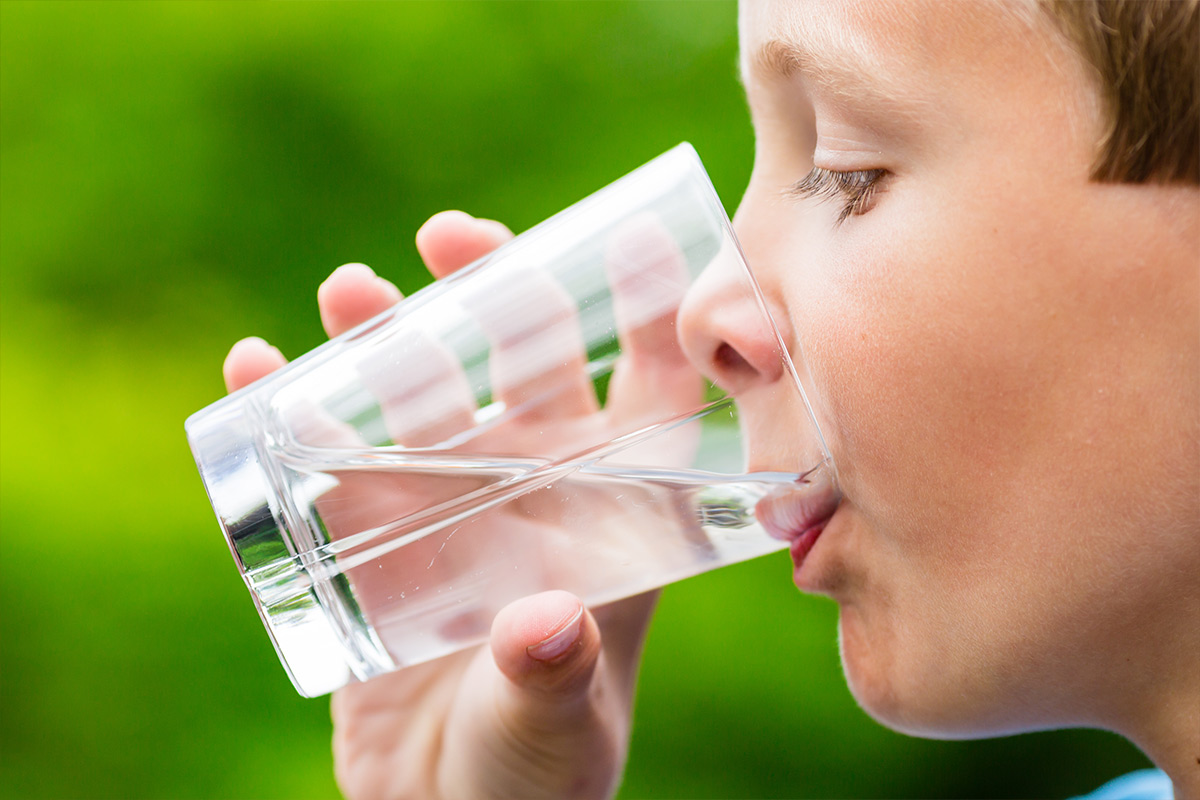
[223,1,1198,797]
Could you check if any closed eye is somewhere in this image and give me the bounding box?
[785,167,886,224]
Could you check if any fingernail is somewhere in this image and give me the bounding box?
[232,336,270,354]
[420,209,473,232]
[526,606,584,662]
[334,262,375,279]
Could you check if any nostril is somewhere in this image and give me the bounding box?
[714,342,752,376]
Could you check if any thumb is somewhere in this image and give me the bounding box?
[490,590,601,709]
[437,592,623,800]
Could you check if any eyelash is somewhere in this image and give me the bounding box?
[785,167,886,224]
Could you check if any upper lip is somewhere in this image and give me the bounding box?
[755,466,841,543]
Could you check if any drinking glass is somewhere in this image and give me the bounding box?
[186,143,837,697]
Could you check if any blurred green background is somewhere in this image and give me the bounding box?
[0,2,1153,798]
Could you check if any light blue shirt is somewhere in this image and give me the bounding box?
[1077,769,1173,800]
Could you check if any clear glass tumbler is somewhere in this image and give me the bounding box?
[186,143,838,697]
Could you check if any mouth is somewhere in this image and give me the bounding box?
[755,466,840,573]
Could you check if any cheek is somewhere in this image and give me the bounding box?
[786,236,970,525]
[784,202,1075,541]
[778,208,1103,634]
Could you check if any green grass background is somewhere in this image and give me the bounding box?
[0,2,1152,798]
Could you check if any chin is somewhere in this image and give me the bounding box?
[837,606,917,734]
[836,605,1019,741]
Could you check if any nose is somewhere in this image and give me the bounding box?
[677,247,792,397]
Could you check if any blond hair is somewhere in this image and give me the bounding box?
[1040,0,1199,184]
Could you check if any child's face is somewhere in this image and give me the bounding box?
[726,0,1199,737]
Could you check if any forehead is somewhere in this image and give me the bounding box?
[737,0,1041,101]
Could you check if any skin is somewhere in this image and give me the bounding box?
[224,0,1199,796]
[719,0,1199,789]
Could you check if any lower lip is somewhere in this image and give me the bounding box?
[789,523,826,570]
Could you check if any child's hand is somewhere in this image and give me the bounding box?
[223,210,659,800]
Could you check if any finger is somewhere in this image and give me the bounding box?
[605,214,691,363]
[223,337,287,393]
[317,263,404,339]
[317,264,476,447]
[415,210,514,279]
[590,590,659,698]
[464,265,599,421]
[604,214,705,428]
[359,326,479,447]
[489,590,601,705]
[436,591,619,800]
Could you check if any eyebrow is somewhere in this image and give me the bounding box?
[745,36,924,111]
